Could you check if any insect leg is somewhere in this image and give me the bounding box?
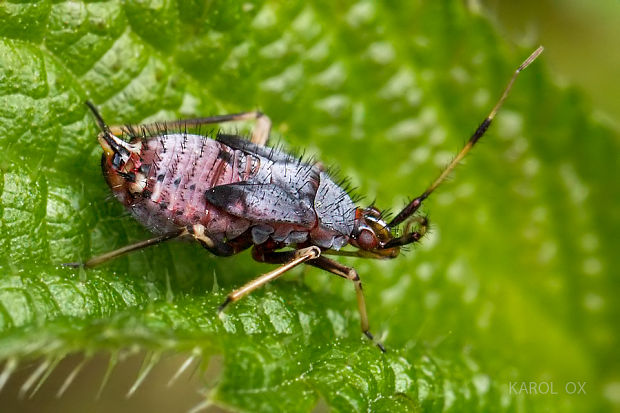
[63,229,185,268]
[94,108,271,146]
[382,216,429,249]
[322,217,427,257]
[146,111,271,146]
[217,246,321,312]
[308,256,386,352]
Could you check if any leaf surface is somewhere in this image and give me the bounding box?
[0,1,617,411]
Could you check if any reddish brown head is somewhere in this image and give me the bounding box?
[349,207,400,259]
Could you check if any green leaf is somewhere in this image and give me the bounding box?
[0,1,617,411]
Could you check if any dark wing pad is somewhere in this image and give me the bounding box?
[205,183,316,227]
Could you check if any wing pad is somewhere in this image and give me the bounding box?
[205,183,316,227]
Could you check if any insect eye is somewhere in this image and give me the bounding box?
[358,229,378,250]
[366,207,381,218]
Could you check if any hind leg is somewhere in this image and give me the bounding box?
[116,111,271,146]
[63,229,185,268]
[86,102,271,146]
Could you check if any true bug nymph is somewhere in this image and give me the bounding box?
[66,47,543,351]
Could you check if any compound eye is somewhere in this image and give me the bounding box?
[358,229,378,250]
[366,206,382,218]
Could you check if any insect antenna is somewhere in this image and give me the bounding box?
[388,46,543,227]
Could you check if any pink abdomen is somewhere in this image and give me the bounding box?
[128,134,259,240]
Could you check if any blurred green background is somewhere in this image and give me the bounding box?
[0,0,618,412]
[482,0,620,129]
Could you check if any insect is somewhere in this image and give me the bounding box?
[66,47,543,351]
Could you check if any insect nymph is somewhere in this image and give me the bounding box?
[67,47,543,351]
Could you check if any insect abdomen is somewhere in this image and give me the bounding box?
[106,134,258,240]
[104,133,355,251]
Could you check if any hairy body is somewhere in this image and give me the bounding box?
[69,47,543,351]
[104,130,355,256]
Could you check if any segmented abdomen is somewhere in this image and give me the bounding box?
[106,132,355,251]
[129,134,259,238]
